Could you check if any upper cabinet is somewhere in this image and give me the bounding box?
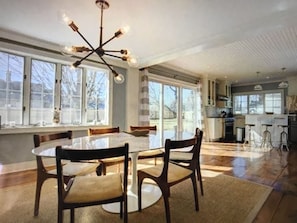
[208,79,216,106]
[202,77,216,107]
[216,80,232,108]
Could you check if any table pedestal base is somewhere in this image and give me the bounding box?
[102,184,161,213]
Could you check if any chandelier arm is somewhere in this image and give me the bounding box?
[99,56,118,75]
[104,53,123,59]
[75,50,96,64]
[101,35,117,47]
[76,30,97,52]
[104,50,124,53]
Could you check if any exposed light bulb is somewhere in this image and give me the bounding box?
[114,73,125,84]
[120,26,130,35]
[127,55,138,67]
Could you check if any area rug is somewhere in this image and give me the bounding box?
[0,170,272,223]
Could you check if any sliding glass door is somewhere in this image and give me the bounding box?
[148,79,200,134]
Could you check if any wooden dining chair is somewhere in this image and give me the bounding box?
[137,132,199,223]
[170,128,204,195]
[130,125,164,165]
[55,143,129,223]
[33,131,98,216]
[88,127,124,175]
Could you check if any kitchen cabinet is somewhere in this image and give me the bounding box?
[202,77,216,106]
[216,80,232,108]
[207,118,223,141]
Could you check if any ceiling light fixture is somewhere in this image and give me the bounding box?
[254,71,263,91]
[278,67,289,88]
[61,0,137,84]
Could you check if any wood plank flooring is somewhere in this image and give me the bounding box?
[0,142,296,222]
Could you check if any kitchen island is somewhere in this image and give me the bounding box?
[245,114,288,148]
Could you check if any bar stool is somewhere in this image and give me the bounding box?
[260,124,273,149]
[278,125,289,151]
[243,124,256,148]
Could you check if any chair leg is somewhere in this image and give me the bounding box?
[102,164,107,175]
[120,200,123,218]
[57,206,63,223]
[138,177,144,211]
[70,209,74,223]
[196,167,204,196]
[96,163,103,176]
[160,187,171,223]
[34,176,44,216]
[191,174,199,211]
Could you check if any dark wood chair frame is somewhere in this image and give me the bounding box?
[56,144,129,223]
[33,131,73,216]
[137,132,199,223]
[170,129,204,196]
[88,127,124,175]
[130,125,164,164]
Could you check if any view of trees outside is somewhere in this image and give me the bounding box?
[182,88,196,132]
[149,80,199,133]
[60,65,82,124]
[30,59,55,124]
[0,52,24,125]
[86,68,109,125]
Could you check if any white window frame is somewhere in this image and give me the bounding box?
[233,89,285,115]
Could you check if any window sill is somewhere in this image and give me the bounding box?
[0,124,104,135]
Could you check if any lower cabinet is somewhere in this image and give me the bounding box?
[207,118,223,141]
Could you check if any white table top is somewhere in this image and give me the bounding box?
[32,131,195,157]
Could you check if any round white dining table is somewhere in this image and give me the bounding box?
[32,130,194,213]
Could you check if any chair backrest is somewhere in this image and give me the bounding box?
[55,143,129,204]
[187,128,203,153]
[88,127,120,136]
[33,131,73,148]
[130,125,157,131]
[162,128,202,178]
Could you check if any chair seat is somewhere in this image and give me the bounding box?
[99,156,126,164]
[65,174,123,203]
[48,162,98,176]
[138,149,164,157]
[170,151,192,161]
[140,162,192,183]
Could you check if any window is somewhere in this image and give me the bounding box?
[0,52,24,125]
[265,93,281,114]
[233,91,283,115]
[149,79,201,133]
[234,95,248,115]
[249,94,263,114]
[85,68,109,125]
[60,65,82,124]
[0,49,112,127]
[182,88,197,132]
[30,59,56,125]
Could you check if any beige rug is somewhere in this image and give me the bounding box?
[0,170,272,223]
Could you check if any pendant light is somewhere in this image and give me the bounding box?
[278,68,289,88]
[254,72,263,91]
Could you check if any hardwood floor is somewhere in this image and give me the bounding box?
[0,142,296,222]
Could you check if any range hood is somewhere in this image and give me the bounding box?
[217,95,229,101]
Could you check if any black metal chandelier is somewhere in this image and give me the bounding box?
[62,0,137,84]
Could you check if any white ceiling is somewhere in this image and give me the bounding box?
[1,0,297,86]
